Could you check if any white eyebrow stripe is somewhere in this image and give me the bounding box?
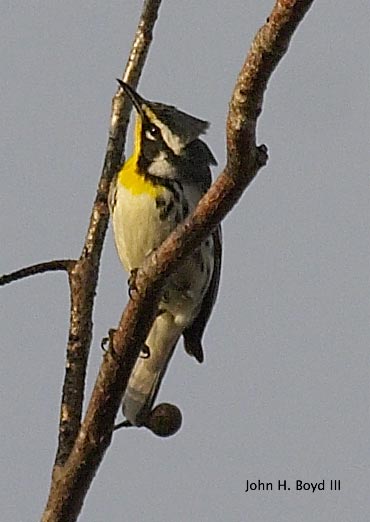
[155,120,183,155]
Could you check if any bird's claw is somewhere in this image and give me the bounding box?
[140,344,150,359]
[101,336,109,352]
[128,268,139,299]
[101,328,117,355]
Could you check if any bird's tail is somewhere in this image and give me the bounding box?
[122,311,182,426]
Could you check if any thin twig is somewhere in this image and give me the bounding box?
[0,260,74,286]
[41,2,315,521]
[41,2,163,521]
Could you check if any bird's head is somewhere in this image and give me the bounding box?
[117,80,215,177]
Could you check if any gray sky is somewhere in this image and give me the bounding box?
[1,1,369,521]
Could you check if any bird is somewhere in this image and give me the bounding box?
[109,80,222,427]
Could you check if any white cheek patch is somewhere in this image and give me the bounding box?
[148,151,177,178]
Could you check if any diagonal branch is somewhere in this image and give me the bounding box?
[0,260,75,286]
[41,1,315,521]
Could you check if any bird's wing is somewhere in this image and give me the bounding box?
[182,225,222,363]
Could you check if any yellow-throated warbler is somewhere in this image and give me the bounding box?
[109,81,222,426]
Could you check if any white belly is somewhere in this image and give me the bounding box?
[111,178,214,328]
[111,183,174,272]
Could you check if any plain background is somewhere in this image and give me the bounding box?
[1,1,369,521]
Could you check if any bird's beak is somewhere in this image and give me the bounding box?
[117,79,146,118]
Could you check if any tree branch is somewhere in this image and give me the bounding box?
[0,260,75,286]
[40,1,315,520]
[41,1,162,520]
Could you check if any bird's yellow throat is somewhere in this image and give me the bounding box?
[117,116,164,197]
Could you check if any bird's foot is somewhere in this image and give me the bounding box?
[101,328,117,355]
[139,343,150,359]
[128,268,139,299]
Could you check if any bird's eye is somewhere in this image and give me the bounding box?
[145,125,160,141]
[149,125,160,138]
